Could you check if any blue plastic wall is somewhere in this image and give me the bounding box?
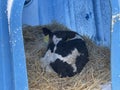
[111,0,120,90]
[0,1,14,90]
[0,0,28,90]
[22,0,111,47]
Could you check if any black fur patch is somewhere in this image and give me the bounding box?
[55,39,88,57]
[75,55,89,73]
[47,42,55,52]
[53,30,77,41]
[42,28,53,37]
[50,59,76,77]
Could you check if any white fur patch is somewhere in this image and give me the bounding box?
[40,49,57,67]
[56,48,80,64]
[70,34,83,40]
[40,48,80,72]
[72,64,77,72]
[53,35,62,45]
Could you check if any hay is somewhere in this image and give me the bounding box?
[23,22,111,90]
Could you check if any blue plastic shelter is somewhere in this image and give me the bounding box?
[0,0,120,90]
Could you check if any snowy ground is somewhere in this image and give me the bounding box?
[101,82,111,90]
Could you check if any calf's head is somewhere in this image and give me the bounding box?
[42,27,81,45]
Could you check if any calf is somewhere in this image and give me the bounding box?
[40,28,89,77]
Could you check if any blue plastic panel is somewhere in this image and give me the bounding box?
[22,0,40,25]
[111,0,120,90]
[0,0,28,90]
[0,1,14,90]
[22,0,111,47]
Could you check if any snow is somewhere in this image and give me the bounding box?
[7,0,13,24]
[101,82,111,90]
[112,13,120,32]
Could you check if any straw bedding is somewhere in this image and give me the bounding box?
[23,22,110,90]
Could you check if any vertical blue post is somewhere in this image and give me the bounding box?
[0,0,14,90]
[111,0,120,90]
[9,0,29,90]
[0,0,28,90]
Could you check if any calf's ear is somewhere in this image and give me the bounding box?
[42,27,52,36]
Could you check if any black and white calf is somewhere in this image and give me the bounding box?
[40,28,89,77]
